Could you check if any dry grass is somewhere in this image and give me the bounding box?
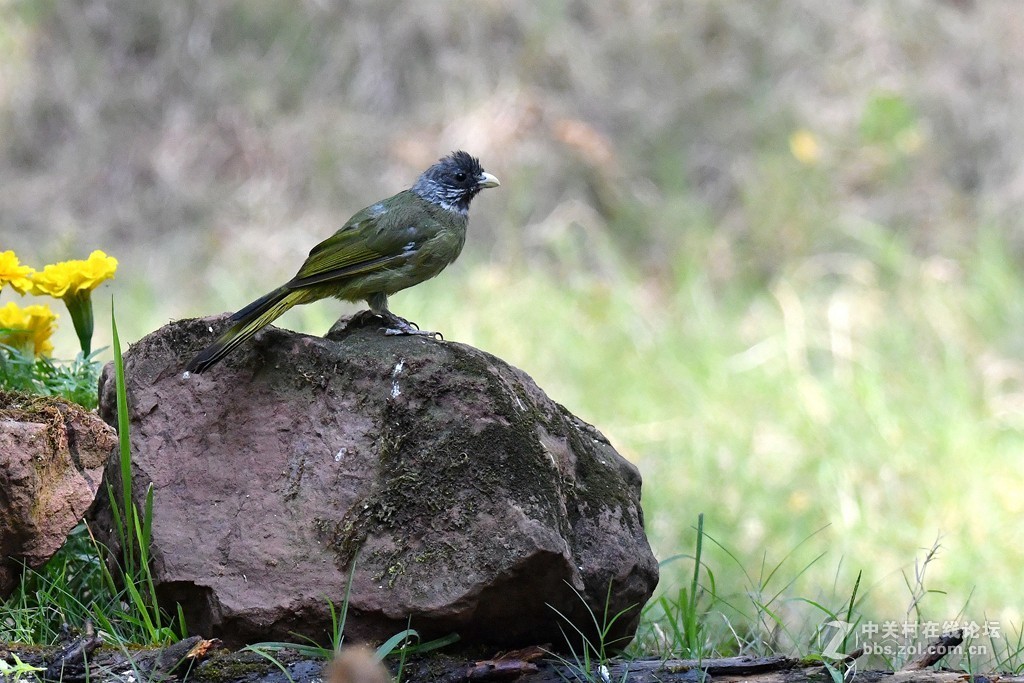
[5,1,1024,277]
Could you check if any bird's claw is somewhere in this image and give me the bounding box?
[378,313,442,340]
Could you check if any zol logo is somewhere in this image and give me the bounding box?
[821,620,857,659]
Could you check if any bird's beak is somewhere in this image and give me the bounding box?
[477,172,500,189]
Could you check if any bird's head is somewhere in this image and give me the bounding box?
[411,151,500,215]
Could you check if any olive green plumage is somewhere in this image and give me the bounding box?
[185,151,499,374]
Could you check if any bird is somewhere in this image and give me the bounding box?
[184,150,499,374]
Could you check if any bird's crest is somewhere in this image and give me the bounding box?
[442,150,484,177]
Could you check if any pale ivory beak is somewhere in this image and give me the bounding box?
[478,172,500,188]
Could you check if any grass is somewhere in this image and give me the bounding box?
[0,309,185,651]
[638,514,714,660]
[168,219,1018,671]
[4,1,1024,672]
[546,582,642,680]
[315,225,1017,646]
[244,563,460,683]
[352,224,1022,670]
[5,230,1024,674]
[0,345,102,410]
[104,310,185,645]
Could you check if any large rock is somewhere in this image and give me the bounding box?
[0,390,116,597]
[90,314,658,651]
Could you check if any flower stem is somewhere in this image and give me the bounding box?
[64,290,95,356]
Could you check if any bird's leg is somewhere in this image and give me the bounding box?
[367,293,442,339]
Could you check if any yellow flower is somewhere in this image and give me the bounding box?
[29,250,117,355]
[0,301,57,357]
[789,129,822,166]
[0,250,35,294]
[30,250,118,298]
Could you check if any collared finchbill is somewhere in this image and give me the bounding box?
[186,150,499,373]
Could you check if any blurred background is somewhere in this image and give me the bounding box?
[3,0,1023,646]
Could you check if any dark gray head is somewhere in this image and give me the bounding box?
[411,151,500,215]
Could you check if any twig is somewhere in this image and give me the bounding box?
[43,621,103,681]
[900,630,964,671]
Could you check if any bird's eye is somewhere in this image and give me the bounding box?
[454,172,467,182]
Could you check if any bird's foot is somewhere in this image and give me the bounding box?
[378,313,443,340]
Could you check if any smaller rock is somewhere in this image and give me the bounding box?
[0,390,117,596]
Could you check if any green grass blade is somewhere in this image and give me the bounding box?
[111,305,137,574]
[375,629,418,659]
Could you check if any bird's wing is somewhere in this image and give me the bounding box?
[287,192,438,288]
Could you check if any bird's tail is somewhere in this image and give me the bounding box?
[185,286,305,374]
